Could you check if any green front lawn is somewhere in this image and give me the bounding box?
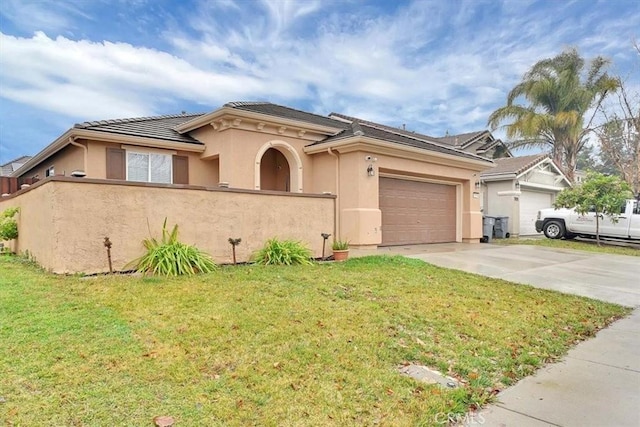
[0,255,629,426]
[494,237,640,256]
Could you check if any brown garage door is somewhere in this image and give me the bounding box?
[379,177,456,245]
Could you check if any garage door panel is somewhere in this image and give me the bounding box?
[380,178,456,245]
[520,190,553,235]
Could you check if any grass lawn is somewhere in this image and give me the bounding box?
[0,255,630,426]
[494,237,640,257]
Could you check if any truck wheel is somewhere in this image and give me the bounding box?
[543,220,565,239]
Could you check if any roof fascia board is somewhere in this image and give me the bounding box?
[11,129,205,177]
[72,129,205,152]
[175,107,344,136]
[481,173,517,182]
[305,136,495,170]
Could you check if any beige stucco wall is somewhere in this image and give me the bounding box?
[0,178,334,274]
[192,126,316,192]
[20,143,85,180]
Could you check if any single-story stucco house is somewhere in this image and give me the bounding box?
[2,102,494,273]
[480,154,571,236]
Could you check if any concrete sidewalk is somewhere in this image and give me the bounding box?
[352,243,640,426]
[470,310,640,427]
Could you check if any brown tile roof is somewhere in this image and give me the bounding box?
[225,102,348,130]
[63,103,492,163]
[481,154,549,176]
[320,113,491,162]
[329,112,439,140]
[436,131,487,147]
[74,113,205,144]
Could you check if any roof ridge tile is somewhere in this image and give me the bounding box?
[74,112,203,129]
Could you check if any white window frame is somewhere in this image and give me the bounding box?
[125,150,173,184]
[45,165,55,177]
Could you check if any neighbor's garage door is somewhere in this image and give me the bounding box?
[520,190,553,235]
[379,177,456,245]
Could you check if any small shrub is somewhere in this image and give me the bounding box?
[332,239,350,251]
[252,238,313,265]
[129,219,217,276]
[0,207,19,242]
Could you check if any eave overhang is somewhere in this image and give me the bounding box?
[304,136,495,171]
[12,129,205,177]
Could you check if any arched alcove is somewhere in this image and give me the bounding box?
[254,141,303,192]
[260,148,290,191]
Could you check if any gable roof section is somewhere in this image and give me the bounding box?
[436,131,487,148]
[74,113,205,145]
[1,155,32,176]
[481,154,548,177]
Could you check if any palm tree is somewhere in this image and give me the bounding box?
[488,48,619,183]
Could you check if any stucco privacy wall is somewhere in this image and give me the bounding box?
[0,177,335,274]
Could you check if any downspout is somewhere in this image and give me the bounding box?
[327,147,340,239]
[68,137,88,176]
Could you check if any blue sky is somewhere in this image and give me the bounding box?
[0,0,638,164]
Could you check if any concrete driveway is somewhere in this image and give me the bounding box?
[392,243,640,307]
[371,243,640,426]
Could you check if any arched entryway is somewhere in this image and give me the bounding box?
[254,141,303,192]
[260,148,290,191]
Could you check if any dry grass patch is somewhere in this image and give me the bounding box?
[0,255,629,426]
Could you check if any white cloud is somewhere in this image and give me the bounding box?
[0,0,638,162]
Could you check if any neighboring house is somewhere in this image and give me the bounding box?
[574,169,587,185]
[9,101,493,249]
[436,130,512,159]
[1,155,32,176]
[480,154,571,236]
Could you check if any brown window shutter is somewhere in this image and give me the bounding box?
[172,155,189,184]
[106,148,125,179]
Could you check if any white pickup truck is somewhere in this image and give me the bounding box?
[535,199,640,240]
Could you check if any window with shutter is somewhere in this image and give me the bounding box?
[125,151,172,183]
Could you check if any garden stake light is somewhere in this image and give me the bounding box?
[103,236,113,274]
[228,238,241,264]
[321,233,331,260]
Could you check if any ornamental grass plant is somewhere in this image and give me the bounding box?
[252,238,313,265]
[129,219,217,276]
